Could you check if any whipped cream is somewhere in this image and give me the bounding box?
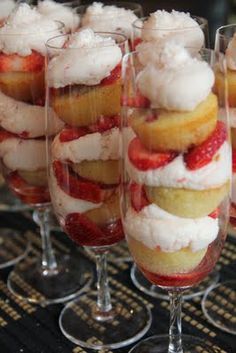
[37,0,80,32]
[48,28,122,88]
[127,141,231,190]
[137,43,214,111]
[50,167,101,218]
[0,91,64,137]
[51,127,120,163]
[0,0,15,21]
[0,3,65,56]
[81,2,138,39]
[124,203,219,252]
[226,33,236,70]
[140,10,204,49]
[0,137,46,171]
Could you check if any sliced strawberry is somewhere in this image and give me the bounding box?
[7,171,50,205]
[89,115,120,133]
[65,213,123,246]
[232,149,236,173]
[128,137,177,171]
[208,208,219,219]
[130,182,149,211]
[0,51,44,73]
[59,127,88,142]
[101,64,121,86]
[122,93,150,108]
[132,37,142,50]
[184,121,227,170]
[0,129,16,142]
[53,160,112,203]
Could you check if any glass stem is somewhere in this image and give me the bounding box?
[94,249,113,321]
[168,290,183,353]
[33,207,58,275]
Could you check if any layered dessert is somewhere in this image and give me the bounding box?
[0,3,64,205]
[123,43,231,288]
[48,28,124,247]
[37,0,80,33]
[80,2,138,40]
[133,9,205,50]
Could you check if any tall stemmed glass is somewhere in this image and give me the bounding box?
[0,4,93,305]
[46,29,151,350]
[121,46,231,352]
[202,24,236,335]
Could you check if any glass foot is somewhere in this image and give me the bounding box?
[7,252,94,305]
[0,228,29,269]
[202,280,236,335]
[129,334,222,352]
[131,264,220,300]
[59,290,152,350]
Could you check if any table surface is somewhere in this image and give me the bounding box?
[0,211,235,353]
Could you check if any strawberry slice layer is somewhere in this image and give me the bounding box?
[53,160,113,203]
[128,137,177,171]
[59,127,88,142]
[64,213,123,246]
[184,121,227,170]
[89,115,120,133]
[232,148,236,173]
[130,182,149,212]
[7,171,50,205]
[101,64,121,86]
[0,51,44,73]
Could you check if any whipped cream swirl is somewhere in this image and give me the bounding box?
[47,28,122,88]
[0,0,15,21]
[137,43,214,111]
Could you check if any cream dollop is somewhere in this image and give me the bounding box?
[127,141,231,190]
[51,127,121,163]
[81,1,137,39]
[226,33,236,70]
[47,28,122,88]
[0,91,64,137]
[0,3,65,56]
[140,10,204,49]
[137,43,214,110]
[0,0,15,21]
[124,203,219,252]
[37,0,80,32]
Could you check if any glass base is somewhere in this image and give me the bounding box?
[0,183,30,212]
[129,334,222,352]
[7,253,94,306]
[0,228,29,269]
[59,290,152,350]
[131,264,220,300]
[202,280,236,335]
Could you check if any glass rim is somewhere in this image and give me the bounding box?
[0,20,65,37]
[46,30,128,50]
[132,15,208,32]
[216,23,236,37]
[76,1,143,16]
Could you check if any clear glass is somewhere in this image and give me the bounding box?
[46,31,151,350]
[131,15,209,50]
[121,48,230,352]
[201,24,236,334]
[76,1,143,39]
[0,22,93,305]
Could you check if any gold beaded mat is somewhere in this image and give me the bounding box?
[0,212,235,352]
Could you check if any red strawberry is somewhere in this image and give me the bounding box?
[65,213,123,246]
[0,51,44,73]
[132,37,142,50]
[89,115,120,133]
[7,171,50,205]
[185,121,227,170]
[128,137,177,171]
[101,64,121,86]
[53,160,112,203]
[232,149,236,173]
[59,127,88,142]
[0,129,16,142]
[208,208,219,219]
[130,182,149,211]
[122,93,150,108]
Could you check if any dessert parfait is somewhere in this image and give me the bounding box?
[79,1,142,40]
[48,28,125,247]
[0,3,65,206]
[122,43,231,288]
[132,9,207,50]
